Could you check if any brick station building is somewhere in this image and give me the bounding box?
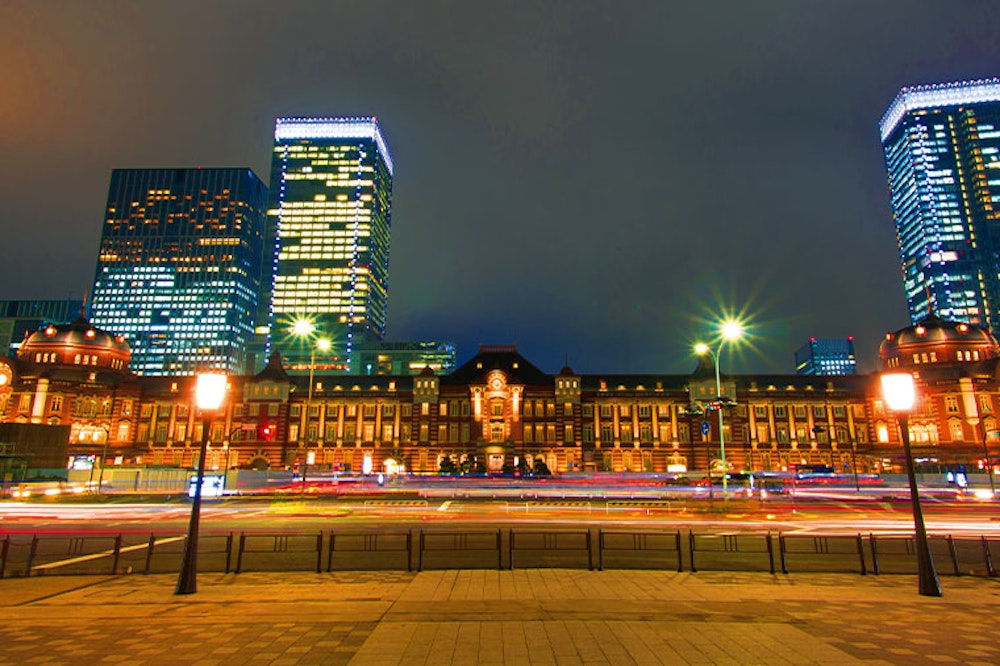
[0,314,999,478]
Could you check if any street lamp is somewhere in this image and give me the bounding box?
[979,424,997,498]
[302,337,331,494]
[694,320,743,499]
[850,432,861,494]
[96,425,111,494]
[679,403,704,478]
[175,372,227,596]
[881,372,941,597]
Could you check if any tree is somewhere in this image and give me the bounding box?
[438,455,457,475]
[460,455,485,475]
[533,458,552,476]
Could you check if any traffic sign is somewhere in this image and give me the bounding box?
[701,421,710,436]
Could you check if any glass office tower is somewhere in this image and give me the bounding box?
[794,337,857,376]
[880,79,1000,329]
[263,117,393,373]
[90,168,268,375]
[0,299,81,357]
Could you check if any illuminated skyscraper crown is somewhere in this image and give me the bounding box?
[274,117,393,175]
[880,78,1000,142]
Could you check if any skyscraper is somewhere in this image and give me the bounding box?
[263,117,393,373]
[90,168,268,376]
[794,337,857,376]
[880,78,1000,329]
[0,299,81,358]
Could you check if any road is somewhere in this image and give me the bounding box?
[3,489,1000,538]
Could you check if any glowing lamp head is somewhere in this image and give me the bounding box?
[195,373,227,411]
[721,320,743,341]
[694,343,710,356]
[881,372,916,412]
[291,319,314,337]
[316,338,332,352]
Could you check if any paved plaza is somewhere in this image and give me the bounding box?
[1,569,999,665]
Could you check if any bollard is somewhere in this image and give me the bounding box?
[598,529,605,571]
[856,534,866,576]
[983,536,996,577]
[766,532,775,575]
[407,530,414,573]
[25,535,38,577]
[417,531,425,572]
[778,532,788,574]
[224,533,234,574]
[947,535,961,576]
[870,533,880,575]
[235,532,246,574]
[675,530,683,573]
[315,532,323,574]
[688,530,697,573]
[144,534,156,575]
[0,535,9,579]
[111,534,123,574]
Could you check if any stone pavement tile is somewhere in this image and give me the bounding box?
[4,570,1000,664]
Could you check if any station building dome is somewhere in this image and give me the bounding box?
[18,316,131,373]
[879,315,1000,370]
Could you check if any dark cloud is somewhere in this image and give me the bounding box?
[2,0,999,375]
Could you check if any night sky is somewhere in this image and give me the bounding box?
[3,1,1000,375]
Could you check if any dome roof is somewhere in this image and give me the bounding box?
[18,317,131,371]
[879,315,999,370]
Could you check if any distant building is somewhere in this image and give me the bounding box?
[794,338,857,375]
[0,299,80,357]
[351,340,457,375]
[90,168,268,376]
[263,117,393,374]
[4,319,1000,477]
[880,78,1000,329]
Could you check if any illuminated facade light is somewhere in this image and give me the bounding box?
[880,79,1000,331]
[90,168,269,376]
[259,117,393,374]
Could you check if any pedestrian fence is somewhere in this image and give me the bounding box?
[328,530,414,572]
[509,530,593,569]
[418,530,501,571]
[3,530,1000,579]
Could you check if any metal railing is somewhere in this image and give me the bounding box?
[3,529,1000,579]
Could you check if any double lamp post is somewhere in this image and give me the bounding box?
[694,320,743,499]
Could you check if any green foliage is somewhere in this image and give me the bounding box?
[459,456,486,475]
[532,458,552,476]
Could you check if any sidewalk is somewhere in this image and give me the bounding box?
[1,569,999,665]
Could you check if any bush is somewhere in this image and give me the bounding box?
[532,459,552,476]
[438,456,457,475]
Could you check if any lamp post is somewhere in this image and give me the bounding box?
[175,372,227,596]
[850,434,861,494]
[979,424,997,498]
[96,425,111,494]
[881,372,941,597]
[695,320,743,500]
[301,336,330,494]
[679,403,704,478]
